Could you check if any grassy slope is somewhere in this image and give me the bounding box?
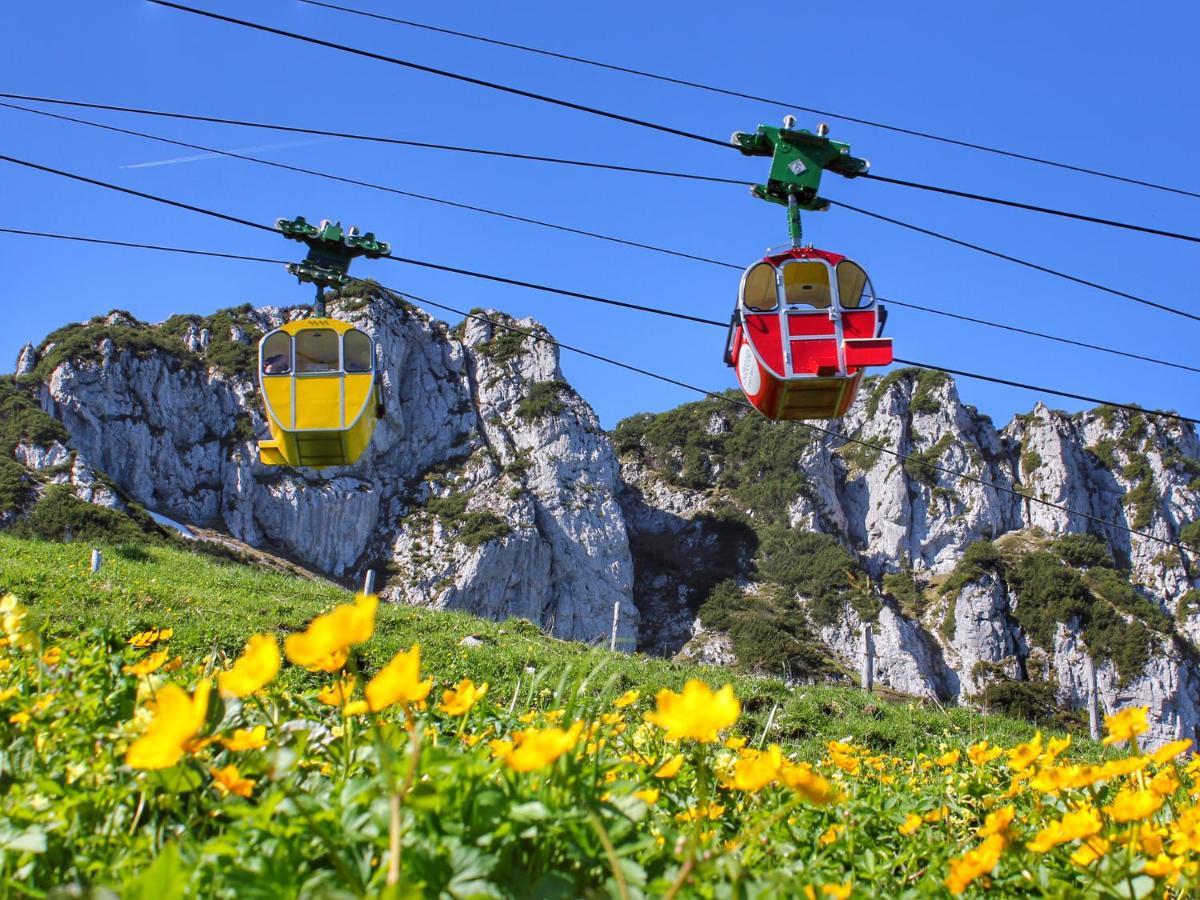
[0,533,1082,760]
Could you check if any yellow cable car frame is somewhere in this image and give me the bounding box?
[257,318,382,468]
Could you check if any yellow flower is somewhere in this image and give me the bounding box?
[317,675,357,707]
[1151,770,1181,796]
[39,647,62,667]
[438,678,488,717]
[899,813,923,836]
[821,883,852,900]
[1097,755,1148,781]
[217,635,280,698]
[613,689,640,708]
[1042,735,1071,762]
[1006,733,1042,771]
[1102,706,1149,746]
[936,749,961,768]
[488,738,513,760]
[128,628,173,649]
[725,735,748,751]
[676,803,724,822]
[1151,739,1193,765]
[9,711,30,725]
[654,754,684,779]
[634,788,660,805]
[924,805,949,823]
[728,744,782,792]
[365,644,433,712]
[123,650,169,677]
[1144,853,1183,883]
[221,726,269,752]
[1026,806,1102,853]
[284,593,377,673]
[967,740,1003,766]
[342,700,369,717]
[125,680,211,770]
[944,834,1005,894]
[1104,788,1163,823]
[505,721,583,772]
[1070,835,1110,866]
[0,686,17,703]
[979,805,1016,839]
[644,680,739,743]
[818,824,843,847]
[781,762,836,805]
[210,764,255,798]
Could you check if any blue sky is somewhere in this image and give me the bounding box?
[3,1,1197,430]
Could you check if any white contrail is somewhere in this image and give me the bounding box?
[121,138,330,169]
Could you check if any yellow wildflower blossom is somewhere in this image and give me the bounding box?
[39,647,62,667]
[1026,805,1102,853]
[210,764,255,798]
[634,788,660,805]
[128,628,173,649]
[1070,836,1110,866]
[968,740,1003,766]
[1151,739,1193,765]
[819,824,843,847]
[123,650,169,677]
[821,883,852,900]
[979,805,1015,839]
[1151,770,1181,796]
[944,834,1005,895]
[936,749,961,768]
[1144,853,1183,883]
[654,754,684,779]
[1006,732,1042,771]
[1104,787,1163,823]
[316,675,357,707]
[1102,706,1149,746]
[221,726,269,752]
[899,813,923,836]
[9,710,30,725]
[364,644,432,713]
[645,680,740,743]
[781,762,836,805]
[125,680,211,770]
[217,635,280,698]
[284,593,377,673]
[676,803,725,823]
[438,678,488,717]
[505,722,583,772]
[612,689,640,708]
[728,744,782,792]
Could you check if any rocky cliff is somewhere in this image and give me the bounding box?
[5,298,1199,747]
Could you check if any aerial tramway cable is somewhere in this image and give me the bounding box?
[4,93,1193,325]
[0,223,1192,555]
[295,0,1200,202]
[148,0,1200,244]
[0,151,1195,425]
[6,99,1197,375]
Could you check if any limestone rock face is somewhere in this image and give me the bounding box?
[8,302,1200,745]
[16,297,634,644]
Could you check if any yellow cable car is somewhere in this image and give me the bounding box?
[257,318,382,468]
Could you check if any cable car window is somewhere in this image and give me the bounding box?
[783,262,832,308]
[343,330,373,373]
[836,261,872,309]
[741,263,777,311]
[261,332,292,375]
[295,329,340,373]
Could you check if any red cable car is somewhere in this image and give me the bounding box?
[725,246,893,419]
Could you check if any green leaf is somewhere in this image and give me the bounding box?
[148,765,203,794]
[0,828,46,854]
[123,843,186,900]
[509,801,550,822]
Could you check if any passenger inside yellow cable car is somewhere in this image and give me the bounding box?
[256,318,382,468]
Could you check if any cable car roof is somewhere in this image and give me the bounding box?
[760,246,851,268]
[270,317,363,337]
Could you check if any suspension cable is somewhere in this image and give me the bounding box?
[295,0,1200,202]
[4,93,1191,324]
[1,152,1193,424]
[148,1,1200,243]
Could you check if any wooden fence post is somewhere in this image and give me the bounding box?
[609,601,620,652]
[861,623,874,693]
[1083,654,1101,741]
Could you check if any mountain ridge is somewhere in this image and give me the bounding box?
[4,291,1198,746]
